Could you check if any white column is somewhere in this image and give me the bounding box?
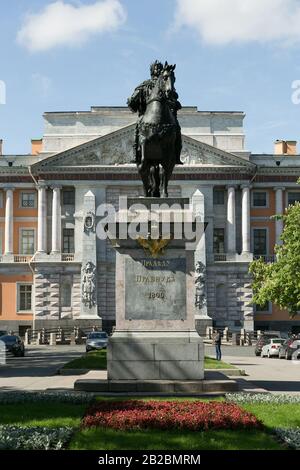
[51,186,61,254]
[4,187,14,255]
[241,185,251,253]
[275,187,285,245]
[37,183,47,253]
[227,186,236,253]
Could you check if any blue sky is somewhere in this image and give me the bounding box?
[1,0,300,154]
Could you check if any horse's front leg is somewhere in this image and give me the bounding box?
[160,165,167,198]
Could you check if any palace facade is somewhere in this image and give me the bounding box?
[0,106,300,336]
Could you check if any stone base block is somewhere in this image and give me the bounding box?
[74,377,239,394]
[195,316,213,336]
[107,330,204,381]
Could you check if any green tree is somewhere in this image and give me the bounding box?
[249,201,300,317]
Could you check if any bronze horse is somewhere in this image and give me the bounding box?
[136,63,181,197]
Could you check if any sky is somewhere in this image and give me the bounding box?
[2,0,300,155]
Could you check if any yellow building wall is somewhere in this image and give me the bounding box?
[0,274,33,321]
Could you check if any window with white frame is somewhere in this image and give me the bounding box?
[287,192,300,206]
[63,189,75,205]
[252,191,267,208]
[21,192,36,208]
[20,229,35,254]
[61,284,72,308]
[253,228,267,255]
[18,284,32,312]
[63,229,75,253]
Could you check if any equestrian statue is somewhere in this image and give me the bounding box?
[127,60,183,198]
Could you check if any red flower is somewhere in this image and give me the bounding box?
[82,400,262,431]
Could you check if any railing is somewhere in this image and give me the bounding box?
[214,253,227,262]
[253,255,276,263]
[61,253,75,262]
[14,255,32,263]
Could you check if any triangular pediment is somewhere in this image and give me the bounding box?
[32,124,255,172]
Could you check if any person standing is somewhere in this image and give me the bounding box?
[213,329,222,361]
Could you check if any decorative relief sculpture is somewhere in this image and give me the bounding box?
[81,261,96,308]
[84,211,95,233]
[195,261,207,309]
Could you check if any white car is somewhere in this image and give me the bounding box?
[261,338,285,358]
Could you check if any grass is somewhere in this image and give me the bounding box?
[204,357,236,370]
[62,349,235,371]
[0,403,85,428]
[241,403,300,429]
[62,349,107,370]
[0,398,292,450]
[69,428,283,450]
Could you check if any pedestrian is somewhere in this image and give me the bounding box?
[213,329,222,361]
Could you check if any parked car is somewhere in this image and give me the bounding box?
[86,331,108,352]
[0,335,25,357]
[261,338,285,358]
[279,338,300,360]
[0,330,7,338]
[255,332,282,356]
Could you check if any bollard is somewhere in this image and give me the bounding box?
[224,327,229,342]
[70,333,76,346]
[49,333,57,346]
[231,332,237,346]
[24,330,31,346]
[37,332,43,345]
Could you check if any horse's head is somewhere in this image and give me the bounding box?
[147,62,176,104]
[161,62,176,97]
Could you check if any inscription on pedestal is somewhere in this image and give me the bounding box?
[125,256,186,320]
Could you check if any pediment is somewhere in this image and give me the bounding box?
[32,124,254,172]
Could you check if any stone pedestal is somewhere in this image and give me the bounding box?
[107,197,204,383]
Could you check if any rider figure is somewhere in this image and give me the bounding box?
[127,60,183,165]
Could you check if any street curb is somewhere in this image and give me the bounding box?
[205,368,246,376]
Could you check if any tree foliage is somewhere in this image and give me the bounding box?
[249,202,300,318]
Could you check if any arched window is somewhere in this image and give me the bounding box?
[61,284,72,308]
[216,284,227,308]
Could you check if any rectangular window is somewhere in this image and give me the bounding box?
[21,192,36,208]
[213,190,225,205]
[213,228,225,253]
[21,229,35,254]
[18,285,32,312]
[63,189,75,205]
[63,229,75,253]
[61,284,72,308]
[253,228,267,255]
[288,192,300,205]
[252,191,267,208]
[254,302,271,313]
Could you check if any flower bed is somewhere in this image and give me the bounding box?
[274,427,300,450]
[0,391,95,405]
[226,393,300,404]
[0,426,73,450]
[82,400,262,431]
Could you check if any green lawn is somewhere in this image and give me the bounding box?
[63,349,234,371]
[241,403,300,429]
[70,428,282,451]
[204,356,236,369]
[63,349,107,370]
[0,399,294,450]
[0,403,85,428]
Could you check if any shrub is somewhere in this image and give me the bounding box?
[0,391,95,405]
[82,400,262,431]
[274,428,300,450]
[0,426,73,450]
[226,393,300,404]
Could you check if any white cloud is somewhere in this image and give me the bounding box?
[174,0,300,45]
[17,0,126,52]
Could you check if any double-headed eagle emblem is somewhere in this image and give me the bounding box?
[137,236,172,258]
